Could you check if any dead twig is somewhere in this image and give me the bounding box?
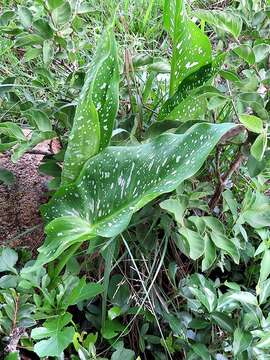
[5,294,24,354]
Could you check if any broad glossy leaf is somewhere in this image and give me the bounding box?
[101,319,124,339]
[239,114,263,134]
[4,352,20,360]
[17,6,32,28]
[33,19,54,39]
[15,33,44,47]
[240,191,270,229]
[233,328,252,355]
[111,346,135,360]
[256,332,270,349]
[0,275,17,288]
[233,45,255,65]
[0,122,26,141]
[0,168,15,186]
[191,343,211,360]
[43,40,54,66]
[0,11,15,26]
[62,28,119,184]
[238,92,268,121]
[51,1,71,26]
[11,131,56,162]
[247,152,269,177]
[0,248,18,272]
[202,235,216,271]
[228,292,258,307]
[210,232,240,264]
[258,279,270,305]
[195,9,242,38]
[28,123,238,269]
[179,227,205,260]
[160,85,222,121]
[63,278,104,306]
[189,286,217,313]
[108,306,121,320]
[251,133,267,162]
[24,47,42,62]
[164,0,212,95]
[220,69,240,82]
[47,0,64,10]
[211,311,234,333]
[25,109,52,132]
[259,250,270,284]
[253,43,270,63]
[31,313,74,357]
[160,197,188,226]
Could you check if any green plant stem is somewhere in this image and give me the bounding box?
[49,242,82,289]
[101,238,116,328]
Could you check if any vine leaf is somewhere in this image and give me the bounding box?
[61,27,119,185]
[164,0,212,95]
[26,123,238,270]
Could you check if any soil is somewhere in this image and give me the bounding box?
[0,152,48,250]
[0,137,60,250]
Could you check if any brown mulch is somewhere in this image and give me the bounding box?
[0,152,48,250]
[0,136,61,251]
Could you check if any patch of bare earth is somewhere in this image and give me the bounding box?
[0,136,60,251]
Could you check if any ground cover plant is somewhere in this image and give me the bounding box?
[0,0,270,359]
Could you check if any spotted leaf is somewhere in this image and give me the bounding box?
[27,123,238,269]
[158,58,224,121]
[194,9,243,39]
[164,0,212,95]
[62,28,119,185]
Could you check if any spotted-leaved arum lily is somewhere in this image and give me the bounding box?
[61,27,119,185]
[25,122,240,270]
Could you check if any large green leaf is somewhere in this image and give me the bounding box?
[194,9,243,38]
[239,114,263,134]
[158,64,212,121]
[179,227,205,260]
[251,132,267,162]
[0,248,18,272]
[239,191,270,228]
[0,122,26,141]
[27,123,238,270]
[61,28,119,184]
[158,58,224,121]
[31,313,75,357]
[11,131,56,162]
[233,328,252,356]
[233,45,255,65]
[63,278,104,306]
[0,168,15,186]
[259,250,270,284]
[164,0,212,95]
